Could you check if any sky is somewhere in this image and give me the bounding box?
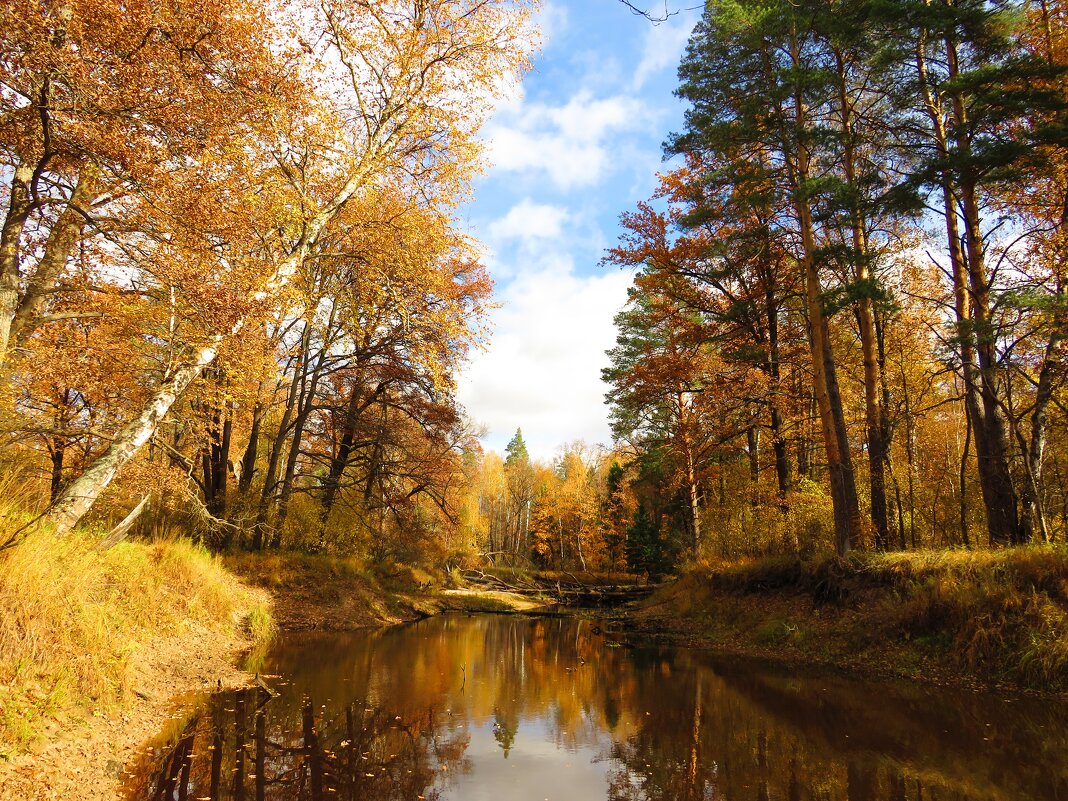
[455,0,700,462]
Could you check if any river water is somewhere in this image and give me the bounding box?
[126,612,1068,801]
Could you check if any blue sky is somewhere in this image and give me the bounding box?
[456,1,700,461]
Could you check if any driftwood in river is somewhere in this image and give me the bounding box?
[460,569,666,606]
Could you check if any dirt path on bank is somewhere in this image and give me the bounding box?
[0,623,259,801]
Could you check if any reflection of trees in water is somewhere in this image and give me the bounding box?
[343,614,644,753]
[605,676,917,801]
[604,653,1067,801]
[492,706,518,757]
[129,687,469,801]
[127,616,1068,801]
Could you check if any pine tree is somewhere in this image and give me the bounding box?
[504,428,530,467]
[503,428,533,558]
[671,0,864,555]
[874,0,1068,544]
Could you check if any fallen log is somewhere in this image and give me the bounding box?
[96,494,150,550]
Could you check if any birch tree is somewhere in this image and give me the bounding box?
[40,0,535,534]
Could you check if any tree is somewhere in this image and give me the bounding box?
[671,0,864,555]
[504,428,534,558]
[875,0,1067,544]
[36,0,536,535]
[606,159,803,505]
[505,429,530,466]
[603,461,630,570]
[0,0,287,363]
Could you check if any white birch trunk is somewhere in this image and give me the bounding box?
[46,351,220,535]
[42,168,363,535]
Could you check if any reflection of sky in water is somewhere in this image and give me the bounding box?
[440,717,612,801]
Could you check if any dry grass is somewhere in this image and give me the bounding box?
[662,546,1068,692]
[0,487,273,754]
[863,546,1068,594]
[225,549,372,584]
[865,548,1068,688]
[224,550,438,631]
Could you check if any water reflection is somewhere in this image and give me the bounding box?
[126,614,1068,801]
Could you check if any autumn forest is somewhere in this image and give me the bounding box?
[486,0,1068,572]
[5,0,1068,796]
[4,0,1068,577]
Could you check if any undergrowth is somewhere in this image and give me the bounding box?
[0,487,273,755]
[670,546,1068,691]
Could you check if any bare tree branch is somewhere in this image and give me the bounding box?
[618,0,697,24]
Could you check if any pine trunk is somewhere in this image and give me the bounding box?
[795,166,861,556]
[787,28,861,556]
[835,49,889,550]
[944,36,1020,545]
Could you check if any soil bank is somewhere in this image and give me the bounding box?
[0,624,260,801]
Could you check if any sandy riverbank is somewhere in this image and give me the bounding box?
[0,624,261,801]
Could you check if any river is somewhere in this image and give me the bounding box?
[125,612,1068,800]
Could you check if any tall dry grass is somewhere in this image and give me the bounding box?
[0,476,273,754]
[866,547,1068,687]
[674,545,1068,690]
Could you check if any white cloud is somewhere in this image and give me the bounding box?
[457,260,634,461]
[631,10,699,91]
[483,90,650,190]
[488,199,568,242]
[456,2,697,461]
[538,1,570,44]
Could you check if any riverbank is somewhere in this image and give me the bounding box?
[224,552,449,627]
[623,547,1068,695]
[0,533,274,800]
[224,552,552,625]
[0,540,469,800]
[9,543,1067,800]
[0,623,261,801]
[224,548,1068,695]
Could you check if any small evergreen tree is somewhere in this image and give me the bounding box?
[504,428,529,466]
[626,502,655,576]
[603,461,628,570]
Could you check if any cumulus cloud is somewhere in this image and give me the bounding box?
[483,90,649,190]
[487,199,568,242]
[457,260,634,461]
